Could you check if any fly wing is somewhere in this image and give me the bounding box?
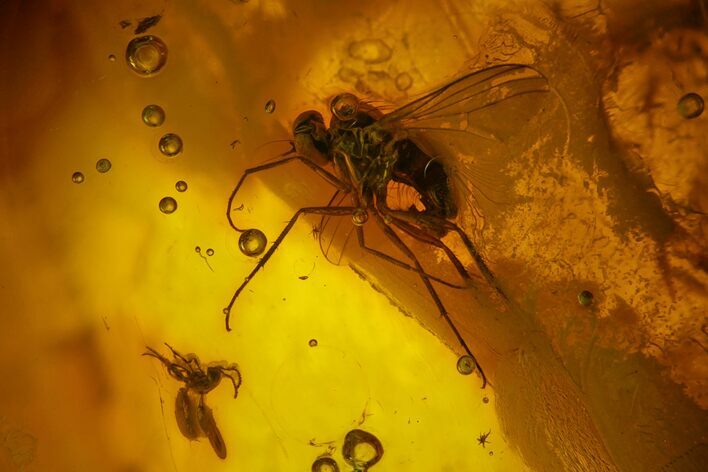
[376,64,569,234]
[316,190,360,266]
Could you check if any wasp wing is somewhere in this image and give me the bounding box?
[376,63,568,234]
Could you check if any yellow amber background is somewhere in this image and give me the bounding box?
[0,0,706,471]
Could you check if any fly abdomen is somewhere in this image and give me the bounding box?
[392,140,457,219]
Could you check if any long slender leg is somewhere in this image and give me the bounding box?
[371,211,488,388]
[354,225,466,289]
[165,343,201,370]
[224,206,358,331]
[385,209,507,300]
[227,156,350,232]
[386,216,475,287]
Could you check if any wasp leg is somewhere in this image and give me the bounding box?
[370,210,488,388]
[385,209,507,300]
[227,156,350,232]
[142,346,173,367]
[219,366,243,398]
[353,225,466,289]
[224,206,359,331]
[164,343,201,370]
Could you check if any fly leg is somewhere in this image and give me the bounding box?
[227,156,350,232]
[371,210,488,388]
[385,215,476,288]
[354,225,466,289]
[386,209,507,300]
[224,206,358,331]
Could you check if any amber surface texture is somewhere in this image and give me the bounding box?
[0,0,706,471]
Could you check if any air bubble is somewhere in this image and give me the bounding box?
[578,290,594,306]
[311,456,339,472]
[482,396,489,404]
[195,246,201,253]
[330,93,359,121]
[677,92,704,119]
[238,229,267,257]
[72,171,85,183]
[342,429,384,470]
[159,133,183,157]
[96,158,112,173]
[175,180,188,192]
[308,339,318,347]
[142,104,165,127]
[125,35,168,76]
[456,355,476,375]
[265,99,276,114]
[159,196,177,214]
[395,72,413,91]
[352,208,368,226]
[108,54,116,62]
[206,248,214,256]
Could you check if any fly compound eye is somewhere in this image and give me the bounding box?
[330,93,359,121]
[293,110,324,135]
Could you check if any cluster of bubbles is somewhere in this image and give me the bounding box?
[71,158,113,183]
[311,429,383,472]
[195,246,215,257]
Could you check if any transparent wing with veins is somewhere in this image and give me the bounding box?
[374,63,568,234]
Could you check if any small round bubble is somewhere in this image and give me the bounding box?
[125,35,168,76]
[108,54,116,62]
[351,208,368,226]
[175,180,188,192]
[159,196,177,214]
[96,158,112,173]
[142,104,165,127]
[342,429,383,470]
[311,456,339,472]
[482,396,489,404]
[677,92,704,119]
[456,355,476,375]
[72,171,85,184]
[195,246,201,253]
[159,133,183,157]
[578,290,594,306]
[330,93,359,121]
[264,99,276,114]
[308,339,318,347]
[238,229,267,257]
[206,248,214,256]
[395,72,413,91]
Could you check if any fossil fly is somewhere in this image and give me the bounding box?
[225,64,558,388]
